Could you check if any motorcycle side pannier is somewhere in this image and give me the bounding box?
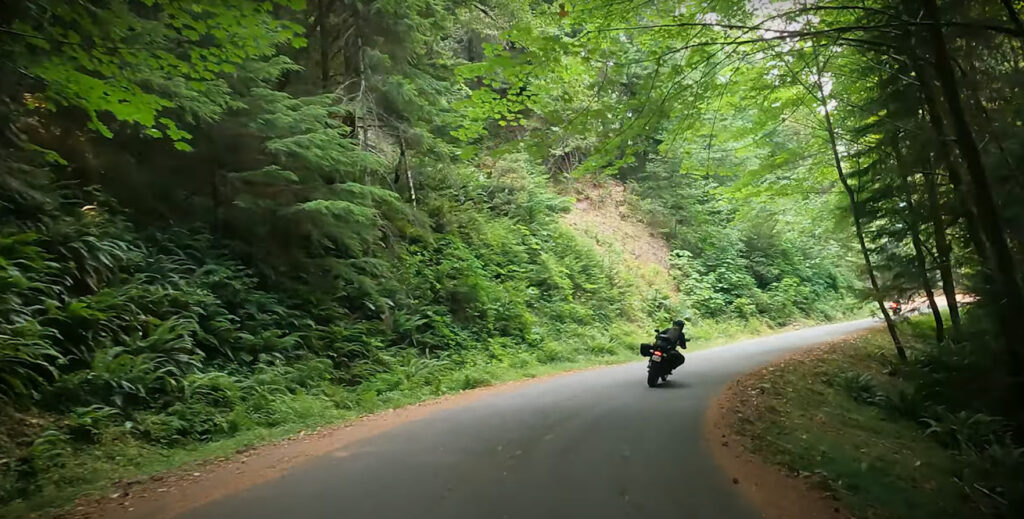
[640,343,653,357]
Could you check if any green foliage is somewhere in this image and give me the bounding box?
[743,318,1024,518]
[0,0,878,515]
[0,144,656,515]
[2,0,305,142]
[734,322,1023,519]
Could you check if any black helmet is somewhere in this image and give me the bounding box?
[673,319,685,328]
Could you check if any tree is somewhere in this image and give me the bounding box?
[1,0,306,148]
[808,51,905,359]
[916,0,1024,374]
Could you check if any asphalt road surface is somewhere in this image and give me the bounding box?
[184,319,878,519]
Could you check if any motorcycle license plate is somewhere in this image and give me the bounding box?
[652,355,662,362]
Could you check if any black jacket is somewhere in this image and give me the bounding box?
[656,325,687,350]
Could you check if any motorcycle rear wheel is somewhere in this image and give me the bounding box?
[647,371,659,388]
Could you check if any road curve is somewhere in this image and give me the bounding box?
[183,319,878,519]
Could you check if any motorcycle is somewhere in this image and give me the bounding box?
[890,301,903,317]
[639,329,685,387]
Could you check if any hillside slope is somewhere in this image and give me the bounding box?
[562,180,678,296]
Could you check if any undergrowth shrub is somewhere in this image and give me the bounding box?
[827,317,1024,517]
[0,153,653,509]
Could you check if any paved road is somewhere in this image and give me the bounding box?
[184,320,878,519]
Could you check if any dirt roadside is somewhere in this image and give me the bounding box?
[703,335,874,519]
[62,364,621,519]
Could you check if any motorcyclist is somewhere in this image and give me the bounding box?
[655,319,687,371]
[890,299,902,316]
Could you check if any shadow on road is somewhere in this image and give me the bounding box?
[653,380,690,389]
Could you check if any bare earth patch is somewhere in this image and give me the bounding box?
[562,180,672,272]
[63,365,617,519]
[704,335,874,519]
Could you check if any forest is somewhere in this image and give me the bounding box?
[1,0,1023,516]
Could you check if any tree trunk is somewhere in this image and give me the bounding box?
[961,49,1021,187]
[922,0,1024,376]
[399,132,416,208]
[895,134,945,343]
[911,61,991,266]
[339,9,362,145]
[318,0,331,92]
[898,2,991,267]
[210,169,222,237]
[814,72,905,359]
[1001,0,1024,35]
[923,156,962,336]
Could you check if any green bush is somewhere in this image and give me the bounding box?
[829,318,1024,517]
[0,152,663,510]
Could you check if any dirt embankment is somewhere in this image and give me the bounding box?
[900,292,976,315]
[561,179,676,291]
[704,335,874,519]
